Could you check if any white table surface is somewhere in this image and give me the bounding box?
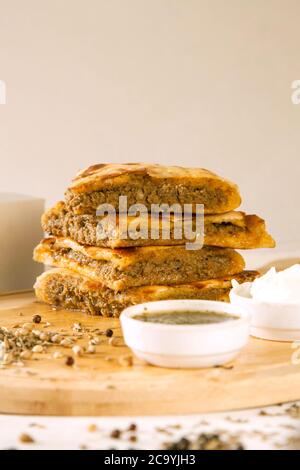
[0,402,300,450]
[1,245,300,450]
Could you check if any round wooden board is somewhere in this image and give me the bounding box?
[0,292,300,416]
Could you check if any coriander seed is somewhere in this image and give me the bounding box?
[90,337,101,345]
[19,433,35,444]
[60,338,73,347]
[39,332,49,341]
[108,337,118,346]
[88,424,97,433]
[53,351,64,359]
[119,355,133,367]
[22,323,34,331]
[20,350,32,360]
[72,345,82,356]
[51,334,62,344]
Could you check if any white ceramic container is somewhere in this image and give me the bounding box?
[120,299,250,368]
[230,282,300,342]
[0,193,44,293]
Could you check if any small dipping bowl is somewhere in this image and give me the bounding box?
[120,300,250,368]
[230,282,300,342]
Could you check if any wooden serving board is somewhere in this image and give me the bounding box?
[0,292,300,416]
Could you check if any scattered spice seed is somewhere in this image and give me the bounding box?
[20,350,32,360]
[110,429,121,439]
[39,333,48,341]
[0,324,61,365]
[128,423,137,432]
[215,364,234,370]
[104,356,114,362]
[226,416,248,424]
[65,356,74,366]
[119,355,133,367]
[108,337,118,347]
[87,424,98,433]
[168,424,182,429]
[60,338,73,347]
[53,351,64,359]
[51,334,62,344]
[0,319,116,367]
[32,329,41,337]
[2,353,13,365]
[129,435,137,443]
[72,345,83,356]
[167,437,190,450]
[90,337,101,345]
[32,314,42,324]
[165,433,244,451]
[19,433,35,444]
[286,404,300,418]
[73,323,82,332]
[19,328,29,336]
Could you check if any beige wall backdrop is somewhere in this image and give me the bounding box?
[0,0,299,246]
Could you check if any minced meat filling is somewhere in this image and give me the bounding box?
[65,179,229,215]
[44,210,245,249]
[207,223,243,235]
[47,244,243,290]
[45,276,230,317]
[46,277,121,316]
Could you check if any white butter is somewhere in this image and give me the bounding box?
[0,193,44,293]
[250,265,300,303]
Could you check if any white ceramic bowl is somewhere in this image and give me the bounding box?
[230,282,300,342]
[120,299,250,368]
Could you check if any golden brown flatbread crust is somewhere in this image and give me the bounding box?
[70,163,239,193]
[33,237,245,290]
[65,163,241,214]
[34,268,259,317]
[42,201,275,249]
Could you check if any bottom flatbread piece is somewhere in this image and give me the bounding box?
[34,268,259,317]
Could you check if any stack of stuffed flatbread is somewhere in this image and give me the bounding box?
[33,163,274,316]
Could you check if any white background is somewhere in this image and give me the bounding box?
[0,0,300,245]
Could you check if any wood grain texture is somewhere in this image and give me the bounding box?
[0,292,299,416]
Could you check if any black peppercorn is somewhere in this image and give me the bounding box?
[32,314,42,324]
[128,423,137,432]
[105,329,113,337]
[65,356,74,366]
[110,429,121,439]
